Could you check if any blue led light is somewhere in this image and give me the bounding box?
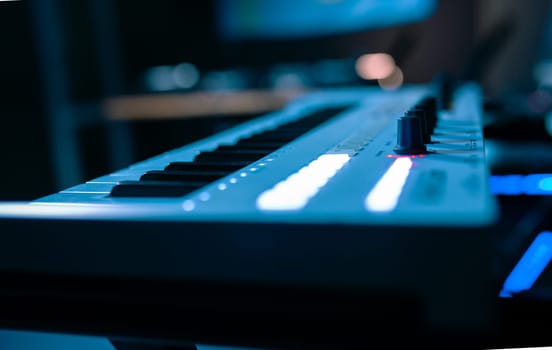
[489,175,523,195]
[538,176,552,191]
[490,174,552,195]
[523,174,552,194]
[500,231,552,297]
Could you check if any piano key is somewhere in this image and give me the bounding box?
[214,144,280,152]
[110,180,207,198]
[239,133,298,143]
[164,161,246,172]
[193,150,271,163]
[191,159,254,167]
[248,129,305,139]
[87,174,142,183]
[60,182,114,194]
[268,128,312,134]
[233,140,286,149]
[140,170,229,183]
[36,192,114,203]
[108,105,353,198]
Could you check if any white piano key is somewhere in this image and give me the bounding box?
[60,183,115,194]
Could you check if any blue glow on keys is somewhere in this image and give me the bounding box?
[256,153,351,211]
[365,157,412,212]
[500,231,552,297]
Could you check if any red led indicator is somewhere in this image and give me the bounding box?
[387,154,427,159]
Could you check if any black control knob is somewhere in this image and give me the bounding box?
[434,72,454,110]
[394,115,427,154]
[418,97,437,132]
[406,109,430,143]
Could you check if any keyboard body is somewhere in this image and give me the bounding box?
[0,83,499,348]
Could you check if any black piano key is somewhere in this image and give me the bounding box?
[194,160,254,167]
[193,150,271,163]
[209,148,273,155]
[249,129,304,138]
[110,181,207,198]
[268,128,309,134]
[165,161,245,172]
[277,127,312,134]
[109,105,352,198]
[214,144,280,152]
[242,116,344,142]
[277,121,324,129]
[140,170,228,183]
[233,139,287,149]
[240,133,297,143]
[234,105,352,146]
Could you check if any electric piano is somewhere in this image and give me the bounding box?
[0,82,499,349]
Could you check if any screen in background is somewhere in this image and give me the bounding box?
[216,0,438,41]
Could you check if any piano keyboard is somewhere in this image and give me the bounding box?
[0,83,499,347]
[30,83,496,227]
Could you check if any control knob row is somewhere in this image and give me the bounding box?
[394,97,437,155]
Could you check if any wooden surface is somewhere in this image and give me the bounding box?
[103,89,308,120]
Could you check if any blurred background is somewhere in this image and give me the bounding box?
[0,0,551,200]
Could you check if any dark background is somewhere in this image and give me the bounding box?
[0,0,550,200]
